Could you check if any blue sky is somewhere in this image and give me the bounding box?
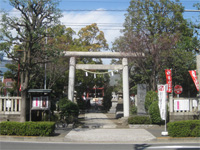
[0,0,199,48]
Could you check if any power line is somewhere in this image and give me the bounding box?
[61,9,200,12]
[61,9,126,11]
[58,22,124,25]
[60,0,199,2]
[64,24,123,27]
[63,27,123,30]
[1,9,199,12]
[60,0,129,3]
[60,0,125,1]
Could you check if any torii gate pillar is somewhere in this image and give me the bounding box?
[122,58,129,117]
[68,57,76,102]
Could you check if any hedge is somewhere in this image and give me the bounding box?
[130,105,137,115]
[149,101,162,124]
[128,116,151,124]
[0,121,55,136]
[167,120,200,137]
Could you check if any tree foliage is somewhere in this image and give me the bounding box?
[0,0,62,122]
[1,0,110,122]
[145,91,158,113]
[149,100,162,124]
[112,0,198,95]
[78,23,108,52]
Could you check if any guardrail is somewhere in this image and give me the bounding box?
[169,96,200,121]
[169,95,199,113]
[0,97,21,114]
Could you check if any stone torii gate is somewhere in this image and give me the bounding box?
[64,51,144,117]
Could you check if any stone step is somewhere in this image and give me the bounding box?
[82,124,117,129]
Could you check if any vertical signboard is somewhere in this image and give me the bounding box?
[157,84,167,120]
[165,69,172,93]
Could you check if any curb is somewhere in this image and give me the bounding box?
[0,135,66,142]
[1,135,200,143]
[155,137,200,143]
[129,124,161,129]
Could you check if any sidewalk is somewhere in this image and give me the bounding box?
[0,113,200,143]
[65,113,156,142]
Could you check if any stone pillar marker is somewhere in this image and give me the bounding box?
[68,57,76,102]
[123,58,130,117]
[137,84,147,115]
[169,94,173,113]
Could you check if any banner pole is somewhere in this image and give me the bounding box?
[161,84,168,136]
[164,94,167,132]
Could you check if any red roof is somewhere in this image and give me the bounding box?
[3,78,14,88]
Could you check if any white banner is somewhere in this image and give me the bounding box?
[6,100,11,108]
[157,84,167,120]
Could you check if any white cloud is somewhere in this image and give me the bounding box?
[60,10,124,48]
[2,8,125,48]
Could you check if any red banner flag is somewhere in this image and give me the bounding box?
[165,69,172,93]
[189,70,199,92]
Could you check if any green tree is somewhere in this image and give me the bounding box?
[112,0,198,94]
[3,63,19,96]
[58,97,79,123]
[73,24,109,97]
[43,24,109,108]
[78,23,109,52]
[145,91,158,113]
[149,101,162,124]
[0,0,62,122]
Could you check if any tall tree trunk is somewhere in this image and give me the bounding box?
[20,49,30,122]
[20,90,27,122]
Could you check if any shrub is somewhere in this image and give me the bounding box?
[0,121,55,136]
[167,120,200,137]
[145,91,158,113]
[128,115,151,124]
[149,101,162,124]
[76,97,87,110]
[59,97,79,123]
[130,105,137,115]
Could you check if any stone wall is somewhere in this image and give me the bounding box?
[169,112,199,122]
[169,95,199,122]
[0,113,21,122]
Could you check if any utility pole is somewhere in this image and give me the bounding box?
[44,27,47,89]
[197,55,200,91]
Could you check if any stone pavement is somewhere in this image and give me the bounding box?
[65,113,156,142]
[81,113,117,128]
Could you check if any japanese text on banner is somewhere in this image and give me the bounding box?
[157,84,167,120]
[189,70,199,92]
[165,69,172,93]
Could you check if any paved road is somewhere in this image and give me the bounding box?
[1,141,200,150]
